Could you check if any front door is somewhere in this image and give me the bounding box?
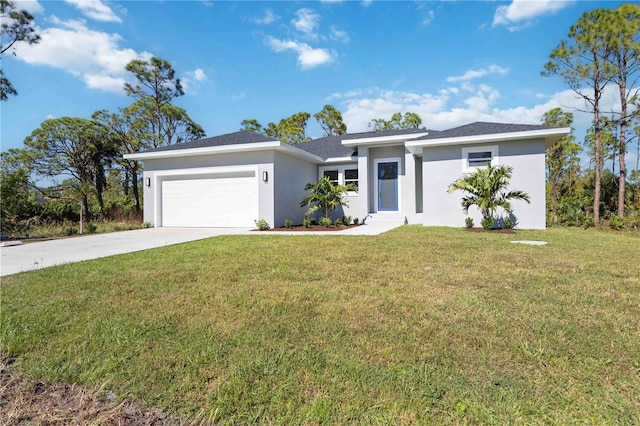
[377,161,398,211]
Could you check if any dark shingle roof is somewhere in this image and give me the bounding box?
[296,128,431,159]
[414,122,558,140]
[137,131,277,153]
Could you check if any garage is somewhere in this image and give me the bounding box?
[160,171,258,227]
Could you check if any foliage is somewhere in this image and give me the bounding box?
[240,119,263,134]
[2,227,639,423]
[302,218,311,229]
[481,216,494,230]
[319,216,333,227]
[342,215,351,226]
[142,222,152,229]
[265,112,311,144]
[368,112,424,131]
[314,104,347,136]
[284,219,293,229]
[448,165,531,221]
[0,0,40,101]
[300,176,355,220]
[255,218,270,231]
[85,222,98,234]
[353,217,359,225]
[503,217,514,230]
[0,149,40,235]
[23,117,117,223]
[465,217,474,229]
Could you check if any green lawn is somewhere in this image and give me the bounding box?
[2,227,639,424]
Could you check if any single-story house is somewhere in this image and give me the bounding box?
[124,122,569,229]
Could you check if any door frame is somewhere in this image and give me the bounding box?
[373,157,401,213]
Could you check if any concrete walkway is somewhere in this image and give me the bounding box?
[0,227,251,277]
[1,218,404,277]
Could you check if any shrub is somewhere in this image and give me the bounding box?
[86,222,98,234]
[607,214,624,231]
[481,216,494,230]
[465,217,474,228]
[342,215,351,226]
[303,218,311,229]
[310,218,318,225]
[284,219,293,229]
[353,217,359,225]
[503,217,514,230]
[64,226,78,236]
[255,219,270,231]
[142,222,153,229]
[319,216,333,227]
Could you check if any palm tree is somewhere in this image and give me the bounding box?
[300,176,355,219]
[447,165,531,221]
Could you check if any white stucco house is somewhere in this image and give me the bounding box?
[124,122,569,229]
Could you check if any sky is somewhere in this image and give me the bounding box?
[1,0,636,169]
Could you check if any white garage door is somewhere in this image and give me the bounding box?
[161,171,258,227]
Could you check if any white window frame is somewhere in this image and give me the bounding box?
[318,165,359,194]
[461,145,499,173]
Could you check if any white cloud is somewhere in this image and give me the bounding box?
[320,0,344,3]
[493,0,572,31]
[254,9,279,25]
[292,8,320,38]
[422,10,435,26]
[12,0,44,14]
[446,64,509,83]
[266,36,335,69]
[64,0,122,23]
[12,17,151,93]
[330,84,623,134]
[330,26,350,43]
[361,0,373,6]
[182,68,208,94]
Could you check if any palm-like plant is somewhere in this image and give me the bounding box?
[448,165,531,220]
[300,176,355,219]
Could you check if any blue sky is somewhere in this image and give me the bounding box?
[1,0,634,168]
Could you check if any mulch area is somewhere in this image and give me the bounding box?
[0,357,195,426]
[257,224,363,232]
[465,227,516,234]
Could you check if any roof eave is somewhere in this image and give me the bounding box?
[405,127,571,149]
[341,132,429,147]
[123,141,324,163]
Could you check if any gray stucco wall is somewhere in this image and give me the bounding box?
[422,138,547,229]
[273,151,318,227]
[141,151,275,227]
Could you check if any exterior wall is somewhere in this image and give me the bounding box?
[422,138,547,229]
[141,151,275,227]
[316,161,360,221]
[273,151,318,227]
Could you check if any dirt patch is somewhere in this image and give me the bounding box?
[0,357,199,425]
[465,227,516,234]
[256,224,363,232]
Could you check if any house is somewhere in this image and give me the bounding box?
[124,122,570,229]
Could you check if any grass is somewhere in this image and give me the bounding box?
[2,226,639,424]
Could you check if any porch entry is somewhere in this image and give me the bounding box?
[377,161,398,211]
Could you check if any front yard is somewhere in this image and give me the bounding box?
[1,227,639,424]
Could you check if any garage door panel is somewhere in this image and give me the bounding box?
[161,172,258,227]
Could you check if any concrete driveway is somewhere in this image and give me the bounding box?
[0,227,251,277]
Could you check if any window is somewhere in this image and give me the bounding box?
[344,169,358,190]
[319,165,358,193]
[323,170,339,185]
[462,145,498,173]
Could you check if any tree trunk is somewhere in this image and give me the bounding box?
[617,81,627,217]
[81,193,90,229]
[594,111,602,227]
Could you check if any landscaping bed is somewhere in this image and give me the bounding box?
[259,223,363,232]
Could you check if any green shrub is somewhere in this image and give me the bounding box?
[86,222,98,234]
[503,217,514,230]
[342,215,351,226]
[319,217,333,227]
[465,217,474,228]
[310,218,318,225]
[353,217,359,225]
[303,218,311,229]
[142,222,153,229]
[64,226,78,236]
[255,219,270,231]
[607,214,624,231]
[284,219,293,229]
[481,216,494,230]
